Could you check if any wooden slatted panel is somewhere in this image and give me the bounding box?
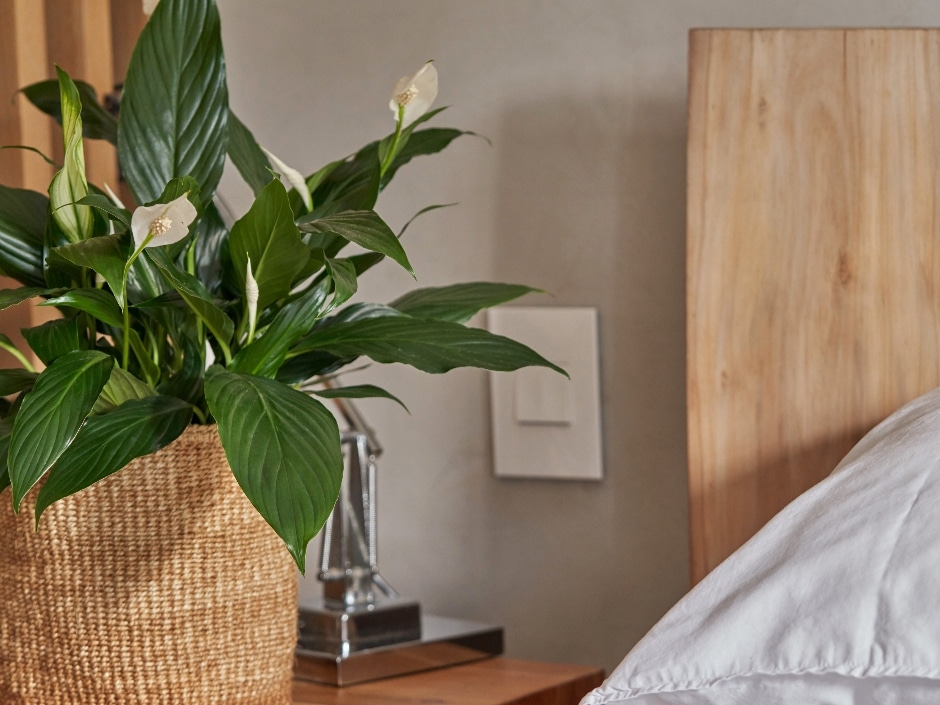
[0,0,146,365]
[687,29,940,585]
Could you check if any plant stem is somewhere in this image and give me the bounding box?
[0,340,36,373]
[379,106,405,178]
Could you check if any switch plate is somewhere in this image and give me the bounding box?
[488,307,603,480]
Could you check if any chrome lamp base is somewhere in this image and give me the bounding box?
[296,429,503,686]
[296,602,503,686]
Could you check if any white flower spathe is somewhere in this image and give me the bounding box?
[142,0,159,15]
[246,258,259,340]
[262,147,312,213]
[389,61,438,128]
[130,194,197,249]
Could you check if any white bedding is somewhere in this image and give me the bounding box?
[583,387,940,704]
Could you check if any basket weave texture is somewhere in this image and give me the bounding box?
[0,424,297,705]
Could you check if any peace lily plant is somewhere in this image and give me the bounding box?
[0,0,562,572]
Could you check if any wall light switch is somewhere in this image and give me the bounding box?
[488,307,603,480]
[514,365,573,425]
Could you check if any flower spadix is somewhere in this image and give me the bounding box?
[389,61,438,128]
[245,258,259,342]
[131,194,197,250]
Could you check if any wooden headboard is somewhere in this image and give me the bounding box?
[687,29,940,585]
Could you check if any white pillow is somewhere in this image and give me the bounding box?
[583,386,940,705]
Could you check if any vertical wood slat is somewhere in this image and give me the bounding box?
[0,1,145,366]
[44,0,118,188]
[687,29,940,585]
[0,0,56,367]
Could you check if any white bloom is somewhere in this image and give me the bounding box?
[389,61,438,128]
[130,193,197,249]
[262,147,312,213]
[204,340,216,370]
[142,0,159,14]
[246,258,259,337]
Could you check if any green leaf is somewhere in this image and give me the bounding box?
[325,258,357,310]
[51,232,130,308]
[41,288,123,328]
[227,111,273,196]
[230,278,330,379]
[293,316,567,376]
[35,396,191,522]
[390,283,540,323]
[147,249,234,346]
[308,148,380,218]
[383,127,475,187]
[229,179,309,310]
[0,145,57,167]
[48,67,94,243]
[0,287,55,311]
[21,78,118,144]
[193,201,229,296]
[311,384,408,412]
[92,365,157,415]
[126,328,160,386]
[8,350,113,510]
[156,332,204,406]
[0,369,38,397]
[21,317,82,366]
[118,0,228,204]
[74,194,131,228]
[298,211,413,276]
[0,185,47,287]
[205,366,343,573]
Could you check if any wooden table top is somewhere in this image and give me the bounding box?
[292,657,604,705]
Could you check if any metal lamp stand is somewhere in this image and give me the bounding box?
[295,409,502,687]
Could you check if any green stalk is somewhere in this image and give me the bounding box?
[0,340,36,373]
[379,105,405,178]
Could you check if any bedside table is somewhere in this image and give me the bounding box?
[292,657,604,705]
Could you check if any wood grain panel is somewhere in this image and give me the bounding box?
[0,0,55,191]
[45,0,118,188]
[687,29,940,584]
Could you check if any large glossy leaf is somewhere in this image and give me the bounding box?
[311,384,408,412]
[229,179,309,310]
[308,148,380,218]
[35,395,191,522]
[147,249,234,346]
[118,0,228,204]
[227,111,272,196]
[8,350,113,510]
[382,127,473,187]
[298,211,413,276]
[21,78,118,144]
[0,185,47,287]
[0,287,56,311]
[325,258,357,310]
[52,232,130,308]
[193,201,230,296]
[74,194,131,229]
[292,316,567,375]
[21,317,82,365]
[390,283,539,323]
[205,366,343,573]
[0,369,38,397]
[48,67,93,243]
[230,278,330,378]
[42,288,123,327]
[92,366,157,415]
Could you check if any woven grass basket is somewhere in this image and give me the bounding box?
[0,424,297,705]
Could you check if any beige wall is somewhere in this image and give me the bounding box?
[216,0,940,673]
